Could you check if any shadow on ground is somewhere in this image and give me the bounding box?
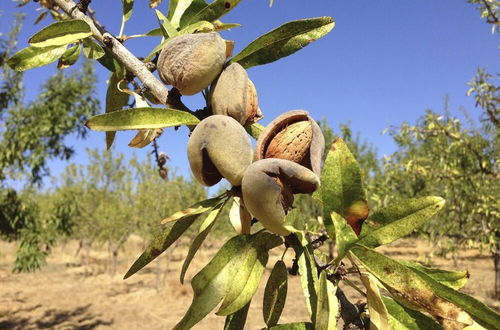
[0,304,113,329]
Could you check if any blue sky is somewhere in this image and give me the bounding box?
[1,0,499,185]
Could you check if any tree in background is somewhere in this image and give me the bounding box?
[3,0,500,328]
[0,13,100,271]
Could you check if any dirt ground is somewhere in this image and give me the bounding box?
[0,236,498,330]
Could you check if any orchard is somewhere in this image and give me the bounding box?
[2,0,500,329]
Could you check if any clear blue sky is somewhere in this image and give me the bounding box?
[1,0,499,185]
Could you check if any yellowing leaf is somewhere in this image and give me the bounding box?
[28,19,91,47]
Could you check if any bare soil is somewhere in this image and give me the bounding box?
[0,236,498,329]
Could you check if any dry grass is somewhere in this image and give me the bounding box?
[0,236,498,329]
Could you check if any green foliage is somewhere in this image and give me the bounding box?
[0,61,100,183]
[263,260,288,327]
[4,1,500,329]
[381,109,499,254]
[232,17,335,69]
[28,19,92,47]
[86,107,200,131]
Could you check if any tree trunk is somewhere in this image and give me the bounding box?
[494,248,500,299]
[155,256,162,293]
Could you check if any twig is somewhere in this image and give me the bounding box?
[336,287,368,330]
[481,0,499,23]
[52,0,170,105]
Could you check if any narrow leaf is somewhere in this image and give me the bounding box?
[124,213,199,279]
[217,233,281,315]
[174,232,282,330]
[315,271,338,330]
[399,260,469,290]
[124,195,226,279]
[122,0,134,22]
[156,9,179,38]
[104,72,129,149]
[28,19,91,47]
[331,211,358,263]
[358,268,389,330]
[168,0,198,28]
[297,242,318,321]
[86,107,200,131]
[351,245,473,327]
[214,22,241,31]
[320,138,368,237]
[407,264,500,329]
[34,10,48,25]
[182,0,241,27]
[223,301,251,330]
[268,323,314,330]
[7,45,67,72]
[82,37,105,59]
[57,43,81,69]
[358,196,445,248]
[97,47,124,73]
[382,296,441,330]
[179,21,214,34]
[128,128,163,148]
[180,201,227,283]
[162,195,225,224]
[178,0,209,28]
[232,17,334,69]
[263,260,288,327]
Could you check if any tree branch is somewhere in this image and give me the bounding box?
[480,0,499,23]
[52,0,170,105]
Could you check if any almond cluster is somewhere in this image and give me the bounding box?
[157,32,325,236]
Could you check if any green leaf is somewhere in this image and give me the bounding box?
[104,72,129,149]
[268,323,314,330]
[145,27,163,36]
[82,37,105,59]
[162,195,226,224]
[246,122,265,139]
[358,197,445,248]
[263,260,288,327]
[399,260,469,290]
[297,242,318,322]
[57,43,82,69]
[7,45,67,72]
[180,200,228,283]
[315,271,338,330]
[28,19,92,48]
[96,47,124,74]
[358,268,389,330]
[331,211,358,263]
[232,17,334,69]
[123,195,225,279]
[174,232,282,330]
[182,0,241,27]
[217,234,280,316]
[223,301,251,330]
[320,138,368,237]
[405,264,499,329]
[86,107,200,131]
[34,10,48,25]
[351,245,473,327]
[168,0,199,28]
[179,21,214,34]
[122,0,134,22]
[155,10,179,38]
[382,296,441,330]
[214,22,241,31]
[178,0,209,28]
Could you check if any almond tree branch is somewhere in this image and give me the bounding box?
[52,0,170,105]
